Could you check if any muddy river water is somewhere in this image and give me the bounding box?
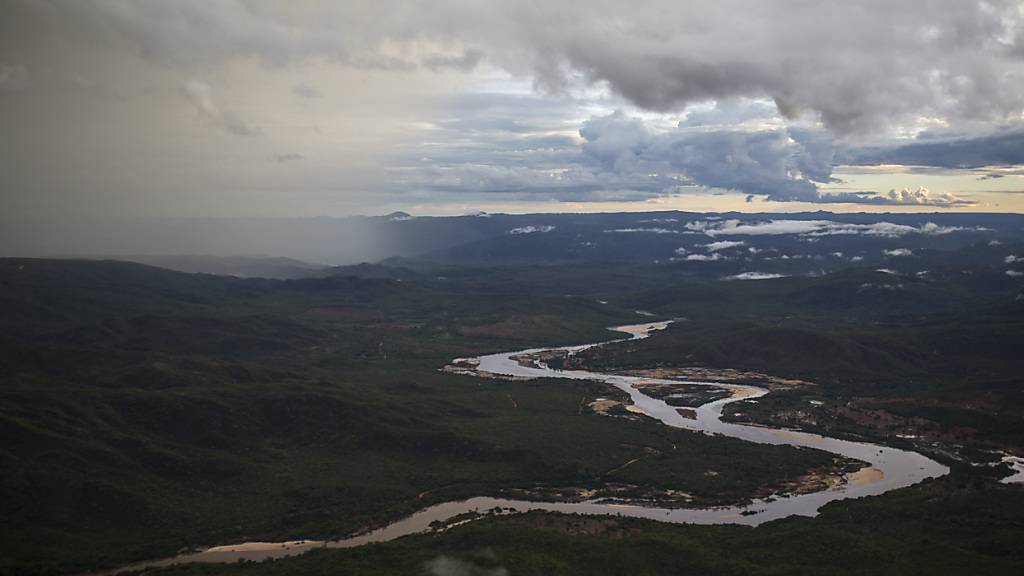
[101,321,949,574]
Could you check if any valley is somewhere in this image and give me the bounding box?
[2,211,1023,575]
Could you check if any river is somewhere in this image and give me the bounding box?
[98,321,949,574]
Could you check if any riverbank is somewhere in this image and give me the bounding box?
[95,322,947,574]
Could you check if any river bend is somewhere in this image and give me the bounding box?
[100,321,948,574]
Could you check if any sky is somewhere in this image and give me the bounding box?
[3,0,1024,238]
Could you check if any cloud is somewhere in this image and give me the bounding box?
[605,228,686,234]
[426,92,581,134]
[577,111,832,202]
[1006,255,1020,264]
[848,131,1024,169]
[350,53,419,71]
[292,83,320,98]
[579,111,652,171]
[685,219,982,238]
[819,188,973,207]
[393,107,997,205]
[507,225,555,235]
[0,63,31,92]
[860,282,905,290]
[38,1,1024,135]
[883,248,914,257]
[658,130,825,202]
[919,222,975,235]
[461,2,1024,135]
[1007,270,1024,277]
[724,272,788,280]
[510,111,974,205]
[422,48,484,72]
[390,100,656,201]
[679,99,781,128]
[182,80,259,136]
[681,253,725,261]
[685,219,829,235]
[7,0,1024,222]
[702,240,745,252]
[883,187,969,206]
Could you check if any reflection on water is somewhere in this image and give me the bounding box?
[100,321,948,575]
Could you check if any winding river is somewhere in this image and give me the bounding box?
[101,321,948,574]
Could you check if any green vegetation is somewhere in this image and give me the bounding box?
[3,254,1022,575]
[574,273,1024,450]
[0,259,839,575]
[130,476,1024,576]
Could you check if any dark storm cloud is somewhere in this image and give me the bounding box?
[397,108,982,205]
[466,0,1024,134]
[572,113,960,205]
[394,108,811,202]
[26,1,1024,134]
[846,131,1024,169]
[3,0,1023,227]
[575,111,829,201]
[658,130,823,202]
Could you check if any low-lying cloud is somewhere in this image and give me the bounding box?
[724,272,788,281]
[508,225,555,235]
[702,240,746,252]
[685,219,982,238]
[675,250,727,262]
[605,228,687,234]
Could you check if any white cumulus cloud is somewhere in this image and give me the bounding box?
[724,272,788,280]
[686,219,981,238]
[507,225,555,235]
[702,240,746,252]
